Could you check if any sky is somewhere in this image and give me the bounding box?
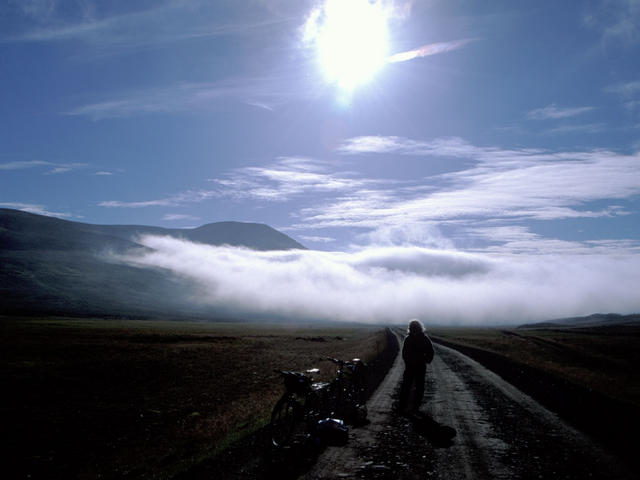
[2,0,640,323]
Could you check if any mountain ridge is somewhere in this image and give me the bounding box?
[518,313,640,329]
[0,208,305,319]
[0,208,305,251]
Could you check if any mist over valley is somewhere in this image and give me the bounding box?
[2,208,639,325]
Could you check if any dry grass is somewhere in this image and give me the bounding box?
[428,325,640,408]
[0,316,387,479]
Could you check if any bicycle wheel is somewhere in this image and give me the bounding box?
[270,395,299,448]
[327,378,346,417]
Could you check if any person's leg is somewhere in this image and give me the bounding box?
[411,365,426,412]
[398,367,414,412]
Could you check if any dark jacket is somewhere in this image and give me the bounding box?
[402,332,435,368]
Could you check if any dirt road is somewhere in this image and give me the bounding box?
[301,335,634,480]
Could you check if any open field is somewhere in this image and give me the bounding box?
[0,316,390,479]
[428,325,640,408]
[427,324,640,471]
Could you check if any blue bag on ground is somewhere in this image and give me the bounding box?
[316,418,349,446]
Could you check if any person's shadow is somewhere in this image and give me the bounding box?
[406,411,457,447]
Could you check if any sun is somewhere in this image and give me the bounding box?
[305,0,390,91]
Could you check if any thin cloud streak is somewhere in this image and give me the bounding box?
[545,123,605,134]
[301,147,640,229]
[211,157,373,202]
[466,225,640,255]
[66,78,306,120]
[387,39,475,63]
[298,235,336,243]
[163,213,201,221]
[0,202,74,219]
[337,135,535,158]
[605,80,640,111]
[45,163,88,175]
[5,2,290,51]
[583,0,640,44]
[206,136,640,252]
[527,103,594,120]
[0,160,87,174]
[119,236,640,324]
[604,80,640,97]
[0,160,50,170]
[100,190,218,208]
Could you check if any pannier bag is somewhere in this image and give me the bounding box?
[316,418,349,446]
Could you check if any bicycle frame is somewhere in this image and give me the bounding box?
[269,358,368,449]
[270,369,331,448]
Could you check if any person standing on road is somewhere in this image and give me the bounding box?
[398,318,435,414]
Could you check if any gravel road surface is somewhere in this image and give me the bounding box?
[301,334,634,480]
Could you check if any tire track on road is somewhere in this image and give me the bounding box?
[425,344,633,479]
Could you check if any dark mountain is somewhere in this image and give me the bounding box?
[518,313,640,329]
[0,208,304,318]
[0,208,304,252]
[185,222,304,250]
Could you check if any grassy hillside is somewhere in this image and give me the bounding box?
[0,208,304,318]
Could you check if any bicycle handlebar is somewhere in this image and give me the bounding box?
[323,356,361,367]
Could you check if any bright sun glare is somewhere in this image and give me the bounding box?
[305,0,390,91]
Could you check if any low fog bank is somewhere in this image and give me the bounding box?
[117,235,640,325]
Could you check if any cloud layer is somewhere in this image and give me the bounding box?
[312,136,640,228]
[118,236,640,325]
[95,135,640,254]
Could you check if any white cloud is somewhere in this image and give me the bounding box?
[466,225,640,255]
[100,190,218,208]
[66,84,231,120]
[44,163,88,175]
[306,138,640,230]
[6,2,289,49]
[299,235,336,243]
[338,135,545,161]
[605,80,640,111]
[584,0,640,43]
[359,223,455,249]
[211,156,371,201]
[93,171,113,176]
[66,78,303,120]
[604,80,640,97]
[0,160,50,170]
[337,135,480,156]
[0,202,73,218]
[200,136,640,256]
[545,123,605,134]
[527,104,594,120]
[0,160,86,174]
[163,213,201,221]
[117,236,640,324]
[387,39,475,63]
[625,99,640,111]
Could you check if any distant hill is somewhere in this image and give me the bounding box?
[518,313,640,329]
[0,208,304,318]
[0,208,305,252]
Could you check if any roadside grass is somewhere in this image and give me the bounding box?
[0,316,386,479]
[428,325,640,409]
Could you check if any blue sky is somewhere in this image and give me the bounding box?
[2,0,639,254]
[2,1,640,323]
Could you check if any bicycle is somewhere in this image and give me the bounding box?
[269,357,368,449]
[270,367,332,448]
[324,357,368,425]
